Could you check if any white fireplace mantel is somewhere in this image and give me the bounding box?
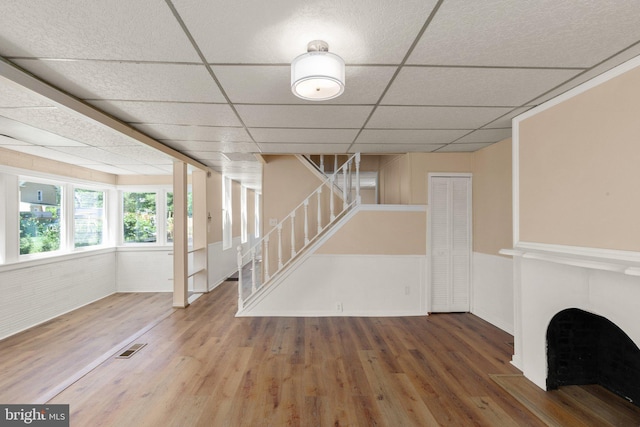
[500,242,640,276]
[501,241,640,391]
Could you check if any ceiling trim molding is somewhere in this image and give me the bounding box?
[0,56,209,172]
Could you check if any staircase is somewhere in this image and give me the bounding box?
[236,153,361,312]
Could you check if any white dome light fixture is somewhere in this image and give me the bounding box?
[291,40,345,101]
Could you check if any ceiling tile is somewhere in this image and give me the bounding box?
[453,128,512,144]
[13,60,225,103]
[257,143,350,154]
[0,81,51,107]
[367,106,513,129]
[236,105,372,128]
[161,140,259,153]
[172,0,437,64]
[134,124,251,142]
[482,107,533,129]
[104,146,174,165]
[436,143,494,152]
[356,129,468,144]
[0,108,137,147]
[408,0,640,67]
[222,153,259,162]
[181,151,226,161]
[3,145,102,164]
[250,128,359,144]
[0,0,199,61]
[52,147,145,165]
[115,164,173,175]
[531,43,640,105]
[382,67,581,106]
[89,101,242,127]
[350,143,444,153]
[212,65,396,105]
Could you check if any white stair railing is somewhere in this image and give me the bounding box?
[237,153,361,310]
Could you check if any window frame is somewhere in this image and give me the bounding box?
[118,185,173,247]
[73,186,108,250]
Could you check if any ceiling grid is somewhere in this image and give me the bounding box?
[0,0,639,189]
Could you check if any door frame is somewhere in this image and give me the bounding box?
[426,173,473,313]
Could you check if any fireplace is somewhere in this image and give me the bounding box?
[546,308,640,406]
[507,247,640,404]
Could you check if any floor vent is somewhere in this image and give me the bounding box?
[117,343,146,359]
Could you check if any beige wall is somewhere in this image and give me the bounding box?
[247,188,255,237]
[0,146,116,184]
[379,154,410,204]
[262,155,325,227]
[409,152,473,204]
[472,138,512,256]
[317,209,426,255]
[232,180,241,238]
[378,152,473,205]
[519,65,640,251]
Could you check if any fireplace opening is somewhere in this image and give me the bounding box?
[547,308,640,407]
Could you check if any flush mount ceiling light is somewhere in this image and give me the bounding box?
[291,40,345,101]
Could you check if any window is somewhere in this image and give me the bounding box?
[222,176,232,250]
[166,190,192,245]
[122,192,157,243]
[19,181,62,255]
[74,188,104,248]
[166,192,174,243]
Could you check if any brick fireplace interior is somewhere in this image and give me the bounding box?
[546,308,640,407]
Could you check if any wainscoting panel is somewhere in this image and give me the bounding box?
[0,251,116,339]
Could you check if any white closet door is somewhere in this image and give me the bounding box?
[430,176,471,312]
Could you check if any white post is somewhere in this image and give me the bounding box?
[236,246,244,310]
[317,187,322,234]
[304,199,310,245]
[334,155,338,175]
[264,235,270,281]
[355,153,361,204]
[342,163,348,211]
[319,155,325,173]
[290,212,296,258]
[251,248,257,293]
[277,223,283,269]
[330,175,336,221]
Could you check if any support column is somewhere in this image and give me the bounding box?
[173,160,189,308]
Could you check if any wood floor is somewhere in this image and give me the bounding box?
[2,283,639,426]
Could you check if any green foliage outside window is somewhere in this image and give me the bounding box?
[19,183,61,255]
[123,192,157,243]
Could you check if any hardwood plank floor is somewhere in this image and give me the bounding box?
[0,292,174,404]
[3,283,640,426]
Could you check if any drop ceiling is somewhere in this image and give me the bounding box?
[1,0,640,190]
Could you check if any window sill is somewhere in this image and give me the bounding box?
[0,247,116,273]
